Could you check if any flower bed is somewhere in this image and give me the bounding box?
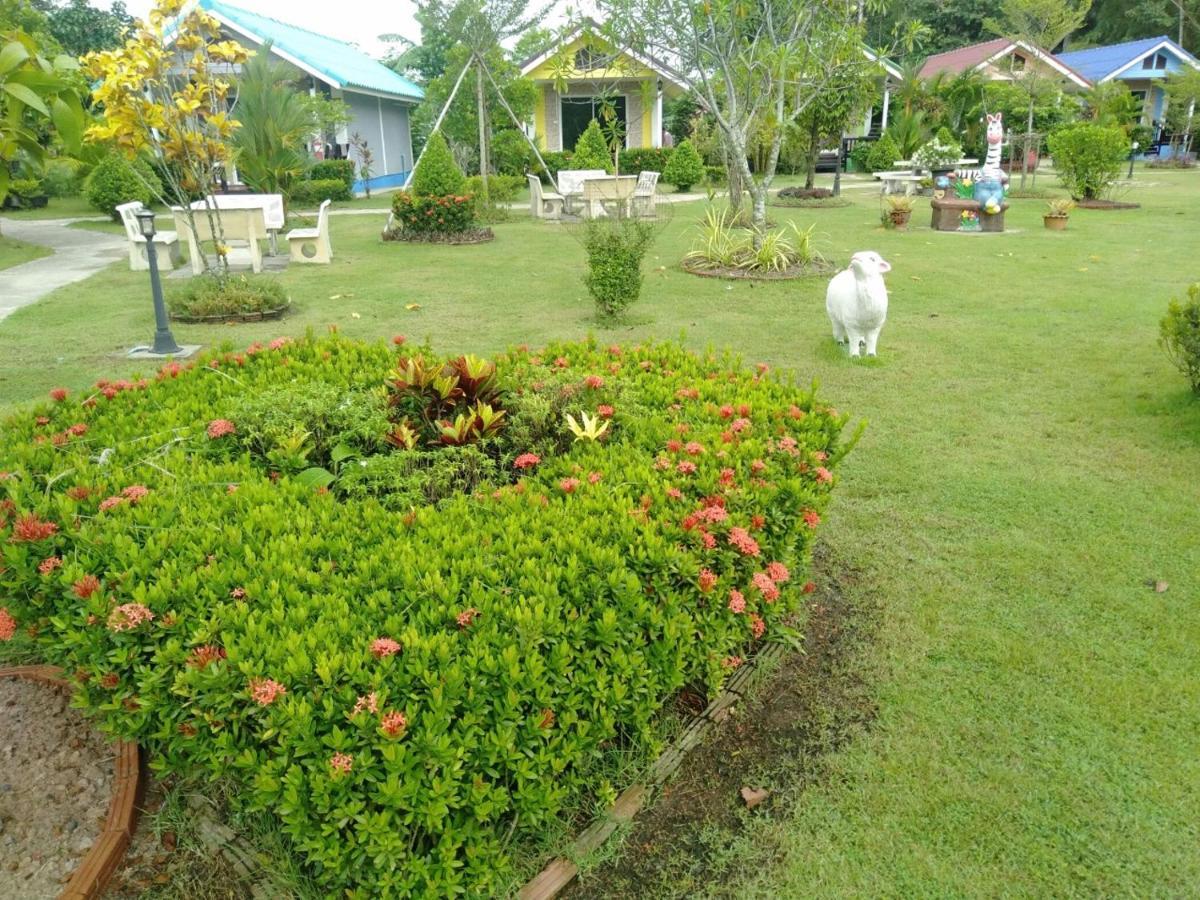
[0,336,855,896]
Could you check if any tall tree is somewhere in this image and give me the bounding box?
[869,0,997,57]
[37,0,134,58]
[1082,0,1199,53]
[985,0,1092,188]
[600,0,901,232]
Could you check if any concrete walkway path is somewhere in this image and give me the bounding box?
[0,216,126,322]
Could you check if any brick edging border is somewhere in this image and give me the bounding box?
[516,642,789,900]
[0,665,142,900]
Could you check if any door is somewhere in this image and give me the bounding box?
[560,96,626,152]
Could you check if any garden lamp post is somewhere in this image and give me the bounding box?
[1129,142,1139,179]
[135,209,181,355]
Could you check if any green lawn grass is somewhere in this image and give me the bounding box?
[0,235,51,270]
[0,195,102,220]
[2,168,1197,895]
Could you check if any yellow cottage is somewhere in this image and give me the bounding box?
[519,24,688,152]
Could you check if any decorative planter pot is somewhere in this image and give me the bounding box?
[1043,215,1068,231]
[889,211,912,230]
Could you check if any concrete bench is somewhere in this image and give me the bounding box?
[875,173,923,195]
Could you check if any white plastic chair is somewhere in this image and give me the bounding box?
[286,199,333,264]
[527,174,564,220]
[116,201,184,272]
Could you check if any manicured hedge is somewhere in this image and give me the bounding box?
[310,159,356,189]
[0,336,854,896]
[291,178,352,205]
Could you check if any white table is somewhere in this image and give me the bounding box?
[556,170,606,216]
[190,194,285,253]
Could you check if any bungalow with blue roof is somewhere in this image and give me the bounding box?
[189,0,424,193]
[1058,36,1200,147]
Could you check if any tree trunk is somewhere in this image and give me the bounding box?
[1020,98,1034,191]
[833,133,845,196]
[475,58,490,206]
[804,117,820,189]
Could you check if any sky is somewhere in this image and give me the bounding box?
[96,0,427,58]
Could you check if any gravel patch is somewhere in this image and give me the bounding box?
[0,677,114,899]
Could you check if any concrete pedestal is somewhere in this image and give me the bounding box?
[930,198,1008,233]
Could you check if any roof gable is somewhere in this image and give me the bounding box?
[1058,36,1200,82]
[197,0,423,102]
[920,37,1090,88]
[520,22,688,92]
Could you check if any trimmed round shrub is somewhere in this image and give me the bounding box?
[1160,283,1200,394]
[865,133,900,173]
[166,275,289,320]
[389,191,477,236]
[662,139,704,191]
[290,178,352,205]
[411,131,466,197]
[0,334,854,897]
[582,218,656,317]
[1048,123,1128,200]
[84,154,162,220]
[309,159,356,189]
[571,119,613,172]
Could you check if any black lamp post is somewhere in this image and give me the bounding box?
[135,209,181,355]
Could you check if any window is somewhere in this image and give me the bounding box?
[560,96,626,151]
[1156,52,1167,69]
[1011,52,1026,70]
[1142,52,1168,70]
[574,46,601,71]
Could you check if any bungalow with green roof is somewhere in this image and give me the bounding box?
[187,0,424,193]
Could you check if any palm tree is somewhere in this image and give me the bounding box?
[231,44,312,200]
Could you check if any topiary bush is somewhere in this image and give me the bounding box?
[1160,283,1200,394]
[662,139,704,191]
[290,178,352,205]
[582,218,657,317]
[84,154,162,220]
[309,159,356,189]
[571,119,613,172]
[865,133,900,173]
[411,131,466,197]
[1048,123,1128,200]
[0,334,855,897]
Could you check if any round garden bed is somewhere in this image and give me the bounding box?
[0,336,851,896]
[169,302,290,325]
[680,259,836,281]
[771,187,851,209]
[1076,198,1140,210]
[382,227,495,245]
[0,666,140,898]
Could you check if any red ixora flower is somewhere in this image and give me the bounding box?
[588,471,602,484]
[559,477,580,494]
[122,484,150,503]
[728,527,761,557]
[456,607,480,629]
[752,572,780,602]
[766,562,790,583]
[728,590,746,614]
[73,574,101,599]
[685,442,705,456]
[10,514,58,543]
[584,375,604,389]
[698,569,717,593]
[750,613,766,639]
[0,608,16,641]
[392,334,407,346]
[353,692,379,716]
[802,580,816,594]
[50,388,69,402]
[98,496,125,513]
[597,404,614,419]
[553,356,569,369]
[802,509,821,529]
[815,466,834,484]
[229,586,246,600]
[371,637,401,658]
[187,645,227,669]
[676,460,697,475]
[38,556,63,575]
[100,672,119,689]
[107,602,155,632]
[207,419,236,440]
[329,752,353,776]
[66,486,91,501]
[380,710,408,737]
[722,655,744,670]
[513,453,540,470]
[248,677,286,706]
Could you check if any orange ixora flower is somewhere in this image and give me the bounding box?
[329,752,353,776]
[248,677,286,706]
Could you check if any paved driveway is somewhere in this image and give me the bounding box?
[0,217,126,322]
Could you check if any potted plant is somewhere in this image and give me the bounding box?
[913,129,963,176]
[1044,198,1075,231]
[883,195,914,230]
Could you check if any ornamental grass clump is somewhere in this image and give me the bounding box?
[0,335,857,896]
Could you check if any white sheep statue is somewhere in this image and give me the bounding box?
[825,251,892,357]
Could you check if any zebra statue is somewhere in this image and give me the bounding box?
[958,112,1006,184]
